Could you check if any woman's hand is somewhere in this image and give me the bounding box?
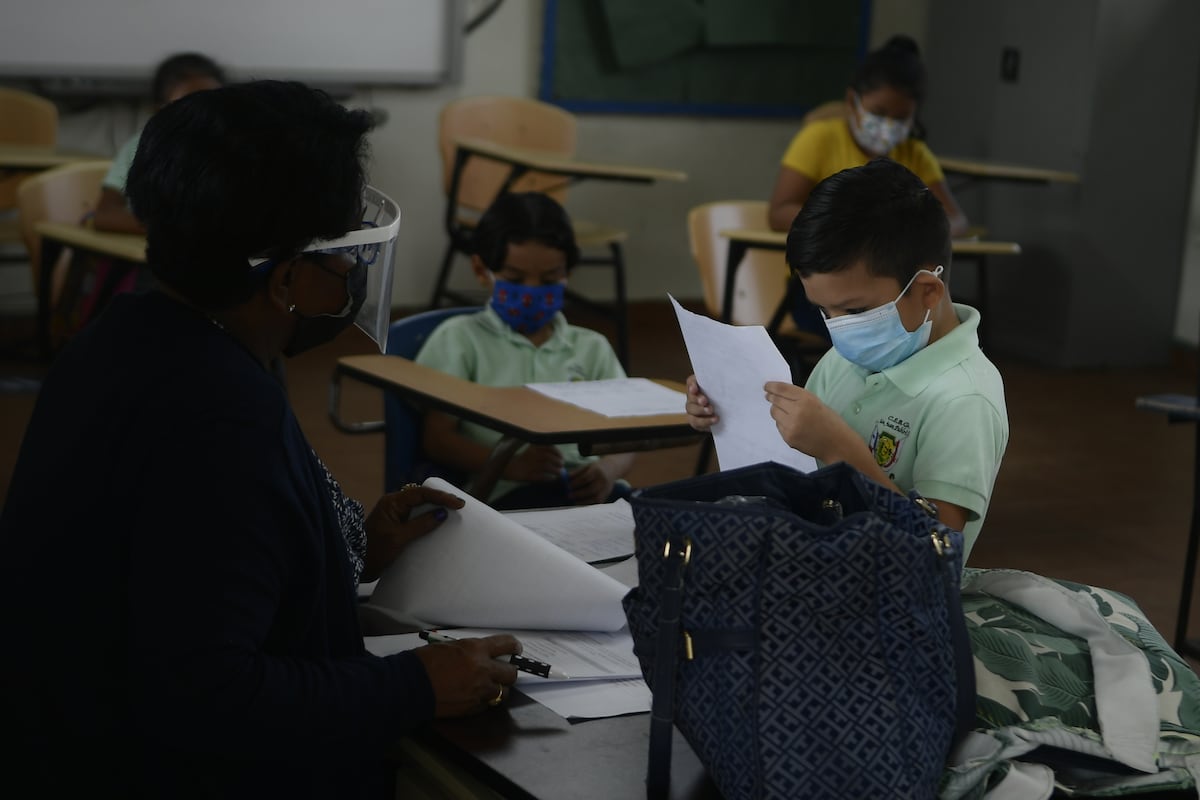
[413,634,521,718]
[685,374,718,432]
[361,484,465,581]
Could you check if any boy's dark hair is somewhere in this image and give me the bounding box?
[127,80,373,310]
[470,192,580,272]
[851,35,926,105]
[151,52,226,106]
[786,158,951,286]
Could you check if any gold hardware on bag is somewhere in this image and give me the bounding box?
[684,631,694,661]
[662,538,694,564]
[913,497,938,518]
[930,531,952,556]
[821,499,838,509]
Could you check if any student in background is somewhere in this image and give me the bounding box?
[416,191,635,510]
[688,159,1007,561]
[767,35,968,238]
[766,35,969,337]
[0,81,520,798]
[92,52,226,234]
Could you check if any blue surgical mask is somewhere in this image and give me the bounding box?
[822,266,943,372]
[490,279,564,334]
[849,93,913,156]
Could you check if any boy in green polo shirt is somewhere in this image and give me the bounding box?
[686,158,1008,560]
[416,192,635,509]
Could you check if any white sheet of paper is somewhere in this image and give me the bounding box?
[367,478,629,631]
[670,295,817,473]
[503,500,635,563]
[525,377,687,417]
[517,678,651,719]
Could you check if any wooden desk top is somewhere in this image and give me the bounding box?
[337,354,696,448]
[454,136,688,184]
[938,155,1081,184]
[719,227,1022,256]
[0,145,104,170]
[35,221,147,263]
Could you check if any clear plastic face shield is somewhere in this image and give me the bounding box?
[249,185,400,352]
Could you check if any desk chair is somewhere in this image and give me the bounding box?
[15,160,111,350]
[329,306,477,493]
[0,87,59,268]
[428,95,630,367]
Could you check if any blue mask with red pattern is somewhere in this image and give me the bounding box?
[490,279,565,334]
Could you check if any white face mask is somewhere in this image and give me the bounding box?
[822,266,944,372]
[849,94,913,156]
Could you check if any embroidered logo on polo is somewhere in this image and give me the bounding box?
[869,415,911,469]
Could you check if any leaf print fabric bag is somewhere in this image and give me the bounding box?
[944,568,1200,798]
[622,461,976,800]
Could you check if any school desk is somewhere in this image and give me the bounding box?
[937,155,1081,187]
[433,136,688,369]
[717,226,1022,350]
[333,354,700,501]
[393,688,720,799]
[0,144,99,171]
[33,221,146,357]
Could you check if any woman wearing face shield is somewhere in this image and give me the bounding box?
[0,81,520,799]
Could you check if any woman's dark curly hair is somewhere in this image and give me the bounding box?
[126,80,373,310]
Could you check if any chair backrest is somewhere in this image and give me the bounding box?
[0,87,60,211]
[438,95,576,215]
[801,99,845,128]
[382,306,481,492]
[687,200,791,328]
[15,160,111,286]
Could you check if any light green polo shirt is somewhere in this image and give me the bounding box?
[102,132,141,193]
[415,306,626,501]
[804,303,1008,561]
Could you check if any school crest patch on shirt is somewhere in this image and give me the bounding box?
[869,416,911,469]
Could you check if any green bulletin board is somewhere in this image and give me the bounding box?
[539,0,871,116]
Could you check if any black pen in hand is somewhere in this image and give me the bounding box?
[419,630,571,679]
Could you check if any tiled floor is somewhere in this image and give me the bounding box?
[4,299,1200,661]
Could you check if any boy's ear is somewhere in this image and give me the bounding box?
[470,255,493,288]
[914,268,946,310]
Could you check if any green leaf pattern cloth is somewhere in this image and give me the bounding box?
[942,569,1200,799]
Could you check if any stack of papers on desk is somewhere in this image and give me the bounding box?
[526,377,686,417]
[367,477,630,631]
[365,627,651,720]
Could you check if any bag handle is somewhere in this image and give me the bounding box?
[646,536,690,800]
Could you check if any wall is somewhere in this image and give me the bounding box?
[7,0,929,316]
[924,0,1200,366]
[1175,124,1200,346]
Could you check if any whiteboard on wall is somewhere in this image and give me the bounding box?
[0,0,462,89]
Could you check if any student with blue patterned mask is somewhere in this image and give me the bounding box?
[416,192,636,510]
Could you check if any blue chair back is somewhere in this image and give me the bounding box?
[383,306,480,492]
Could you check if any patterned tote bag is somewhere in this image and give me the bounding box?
[623,461,975,800]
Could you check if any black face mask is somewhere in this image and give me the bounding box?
[283,260,367,358]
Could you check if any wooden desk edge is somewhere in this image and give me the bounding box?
[938,156,1081,184]
[336,355,696,446]
[453,136,688,183]
[34,221,147,263]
